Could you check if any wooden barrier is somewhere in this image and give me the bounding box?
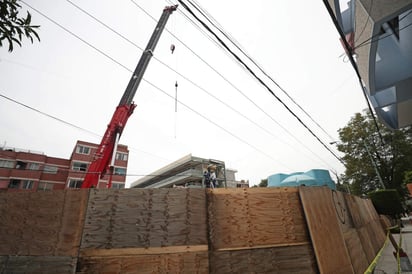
[0,187,386,273]
[207,187,317,273]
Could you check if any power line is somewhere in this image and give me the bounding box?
[355,16,412,49]
[17,1,294,170]
[159,1,338,168]
[66,0,144,53]
[178,0,344,165]
[0,90,171,163]
[322,0,384,146]
[186,0,337,142]
[354,0,374,44]
[0,93,99,137]
[66,0,336,169]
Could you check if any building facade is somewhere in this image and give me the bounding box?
[130,154,248,189]
[325,0,412,129]
[0,140,128,191]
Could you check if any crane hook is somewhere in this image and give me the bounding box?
[170,44,175,54]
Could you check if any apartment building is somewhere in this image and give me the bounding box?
[0,140,128,191]
[130,154,248,189]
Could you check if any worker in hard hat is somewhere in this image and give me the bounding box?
[208,165,217,188]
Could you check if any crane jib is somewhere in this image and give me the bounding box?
[81,5,177,189]
[119,5,178,107]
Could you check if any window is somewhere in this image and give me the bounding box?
[22,180,34,189]
[68,179,83,189]
[76,145,90,155]
[114,167,126,176]
[38,181,53,191]
[43,165,58,174]
[115,152,128,161]
[28,163,40,170]
[72,162,87,171]
[388,16,399,40]
[112,183,125,189]
[0,160,14,168]
[8,179,20,189]
[15,161,27,169]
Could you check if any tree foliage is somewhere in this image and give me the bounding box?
[0,0,40,52]
[337,110,412,197]
[258,179,268,187]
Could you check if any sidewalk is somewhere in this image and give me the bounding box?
[374,218,412,274]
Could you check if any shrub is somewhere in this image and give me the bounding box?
[368,189,405,219]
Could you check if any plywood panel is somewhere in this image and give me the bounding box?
[208,187,309,250]
[0,255,76,274]
[343,229,369,273]
[344,194,386,263]
[332,191,370,274]
[333,191,355,233]
[77,252,209,274]
[299,187,354,274]
[345,194,365,228]
[0,190,88,256]
[209,244,317,274]
[81,188,207,249]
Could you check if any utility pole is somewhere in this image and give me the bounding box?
[363,140,385,189]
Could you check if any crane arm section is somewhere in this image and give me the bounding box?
[81,5,177,189]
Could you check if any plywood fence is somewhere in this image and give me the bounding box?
[0,187,386,273]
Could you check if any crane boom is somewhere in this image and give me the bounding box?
[81,5,178,189]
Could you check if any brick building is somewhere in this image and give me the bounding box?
[0,140,128,191]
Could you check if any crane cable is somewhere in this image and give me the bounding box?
[170,14,179,138]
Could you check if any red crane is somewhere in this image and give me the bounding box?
[81,5,178,188]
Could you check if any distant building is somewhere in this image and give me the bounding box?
[325,0,412,129]
[267,169,336,189]
[0,140,128,191]
[130,154,248,189]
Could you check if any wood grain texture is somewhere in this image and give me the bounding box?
[77,252,209,274]
[299,186,354,274]
[0,255,77,274]
[209,244,317,274]
[81,188,207,250]
[0,189,88,256]
[207,187,309,250]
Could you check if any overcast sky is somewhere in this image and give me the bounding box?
[0,0,367,186]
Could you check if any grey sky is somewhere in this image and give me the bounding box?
[0,0,367,186]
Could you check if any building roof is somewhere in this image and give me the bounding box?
[267,169,336,189]
[130,154,225,188]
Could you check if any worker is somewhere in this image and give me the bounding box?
[205,165,217,188]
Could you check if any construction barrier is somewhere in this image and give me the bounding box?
[0,187,386,273]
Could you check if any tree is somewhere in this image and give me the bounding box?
[337,110,412,197]
[0,0,40,52]
[258,179,268,187]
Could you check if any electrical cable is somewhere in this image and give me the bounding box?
[142,0,340,169]
[355,18,412,50]
[354,0,374,43]
[18,0,294,171]
[0,91,161,160]
[186,0,337,142]
[0,93,99,137]
[322,0,384,146]
[178,0,344,165]
[0,165,209,179]
[66,0,336,169]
